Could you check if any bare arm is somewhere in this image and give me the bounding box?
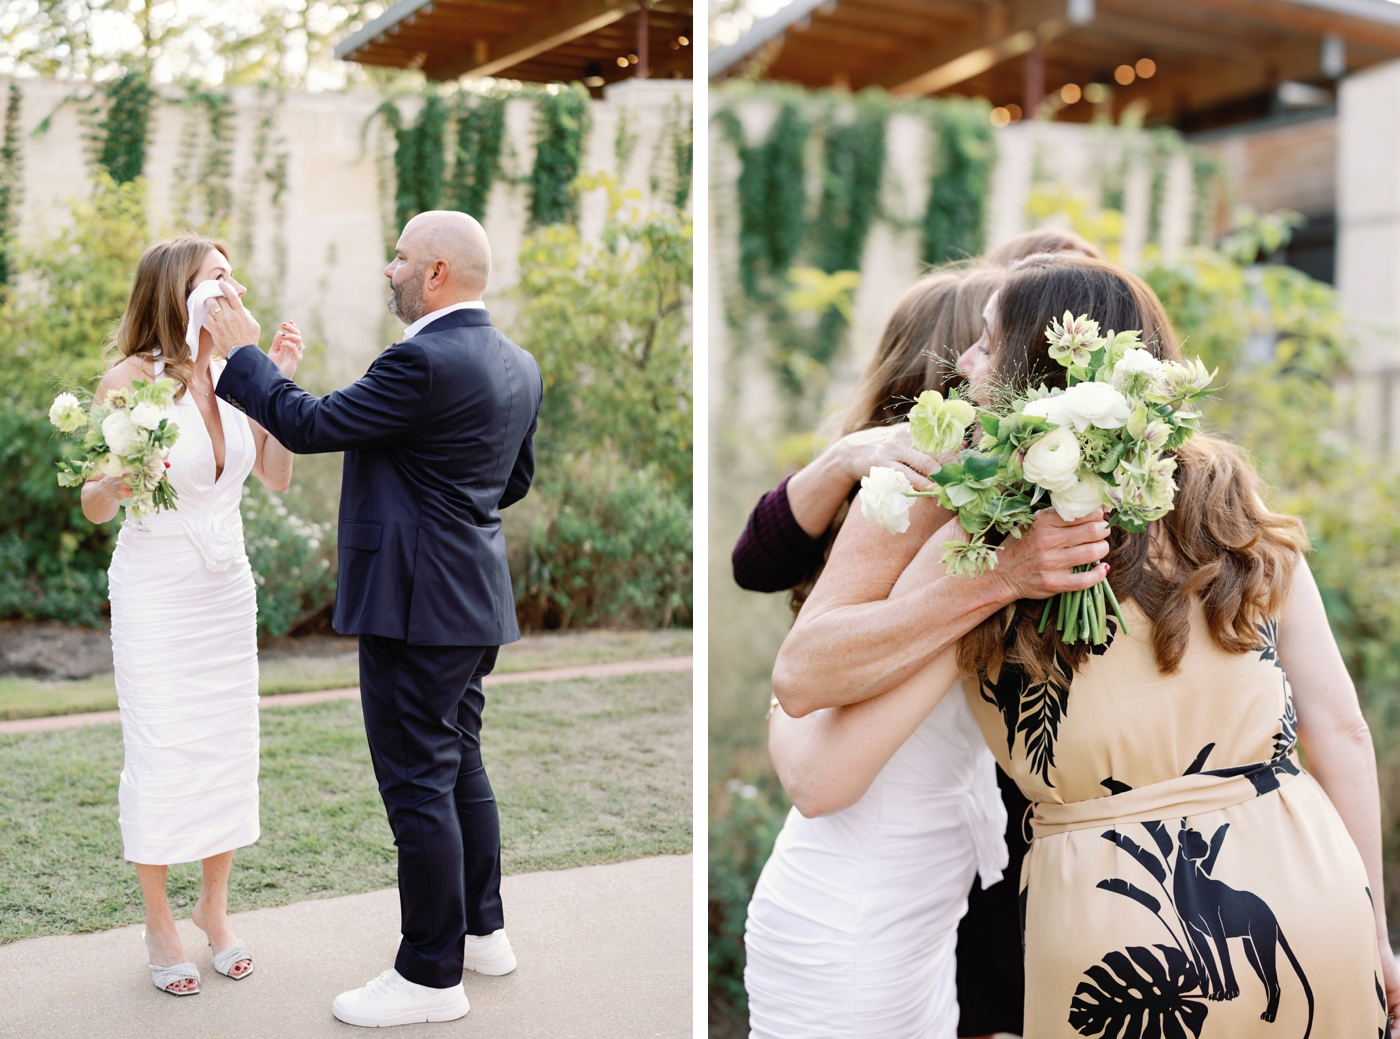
[80,357,151,525]
[772,497,1112,717]
[770,519,968,815]
[785,424,941,537]
[1281,558,1399,1021]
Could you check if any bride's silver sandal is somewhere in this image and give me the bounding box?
[143,929,201,996]
[211,939,253,980]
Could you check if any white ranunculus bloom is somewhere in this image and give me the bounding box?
[96,453,126,478]
[859,466,916,534]
[1024,382,1131,432]
[1111,348,1165,393]
[1021,426,1081,492]
[101,410,142,456]
[129,400,165,431]
[48,392,87,433]
[1050,473,1107,522]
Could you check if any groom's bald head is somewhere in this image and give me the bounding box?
[401,211,491,292]
[386,211,492,323]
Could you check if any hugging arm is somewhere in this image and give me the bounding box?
[771,500,1112,717]
[1281,559,1400,1020]
[216,342,431,455]
[770,520,968,816]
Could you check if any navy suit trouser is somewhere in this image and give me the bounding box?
[358,635,506,989]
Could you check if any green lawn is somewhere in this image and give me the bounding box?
[0,628,693,720]
[0,669,691,943]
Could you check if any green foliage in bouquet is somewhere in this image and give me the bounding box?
[862,319,1219,645]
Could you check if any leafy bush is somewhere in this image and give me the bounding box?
[241,482,336,639]
[509,454,691,630]
[708,775,791,1037]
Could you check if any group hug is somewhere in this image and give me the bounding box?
[733,231,1400,1038]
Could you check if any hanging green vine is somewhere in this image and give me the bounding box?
[379,93,448,232]
[447,94,505,220]
[0,82,22,296]
[672,107,693,211]
[614,106,639,178]
[97,71,155,185]
[529,85,590,226]
[921,99,993,265]
[715,100,810,299]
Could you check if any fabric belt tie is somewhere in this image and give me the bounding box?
[1029,762,1298,839]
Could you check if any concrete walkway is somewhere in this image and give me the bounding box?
[0,657,694,734]
[0,854,691,1039]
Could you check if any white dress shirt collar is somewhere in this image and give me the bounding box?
[402,299,486,340]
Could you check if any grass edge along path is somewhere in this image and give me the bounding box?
[0,669,692,944]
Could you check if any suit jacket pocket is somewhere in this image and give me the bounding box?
[340,520,384,552]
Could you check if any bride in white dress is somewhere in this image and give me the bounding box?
[82,236,303,996]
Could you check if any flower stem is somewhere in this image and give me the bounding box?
[1102,576,1132,637]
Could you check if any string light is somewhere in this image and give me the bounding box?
[1083,82,1109,104]
[1136,57,1156,78]
[1060,83,1082,103]
[1114,64,1135,85]
[990,107,1011,126]
[1005,103,1022,121]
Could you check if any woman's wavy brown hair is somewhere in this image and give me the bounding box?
[982,227,1103,267]
[957,254,1309,683]
[109,235,231,400]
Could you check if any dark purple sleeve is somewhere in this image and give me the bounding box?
[731,474,829,593]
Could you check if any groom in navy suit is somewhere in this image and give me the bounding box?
[208,210,541,1027]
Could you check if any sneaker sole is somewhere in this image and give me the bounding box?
[463,954,517,977]
[331,994,470,1027]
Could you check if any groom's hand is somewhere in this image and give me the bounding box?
[206,282,262,355]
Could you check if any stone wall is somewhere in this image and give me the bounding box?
[2,76,692,387]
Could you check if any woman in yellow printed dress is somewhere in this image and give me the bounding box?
[771,253,1399,1038]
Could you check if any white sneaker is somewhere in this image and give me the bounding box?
[331,968,469,1027]
[462,929,517,976]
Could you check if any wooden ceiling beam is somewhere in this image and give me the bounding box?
[425,0,640,80]
[1157,0,1400,50]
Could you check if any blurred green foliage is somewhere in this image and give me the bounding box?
[508,175,692,629]
[708,775,791,1037]
[241,482,337,638]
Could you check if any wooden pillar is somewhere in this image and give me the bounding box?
[637,3,650,79]
[1024,42,1044,115]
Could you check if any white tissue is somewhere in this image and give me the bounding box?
[185,280,229,351]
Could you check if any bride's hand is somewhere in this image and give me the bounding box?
[269,321,304,379]
[1381,937,1400,1037]
[986,507,1111,603]
[206,282,261,353]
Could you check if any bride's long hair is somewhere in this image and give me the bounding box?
[109,235,231,400]
[958,254,1309,684]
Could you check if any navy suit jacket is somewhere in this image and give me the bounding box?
[216,308,542,647]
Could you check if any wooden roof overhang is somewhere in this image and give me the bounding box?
[335,0,694,86]
[710,0,1400,128]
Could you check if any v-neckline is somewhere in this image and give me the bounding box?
[183,391,229,485]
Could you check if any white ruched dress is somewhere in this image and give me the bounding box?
[744,682,1008,1039]
[109,363,261,865]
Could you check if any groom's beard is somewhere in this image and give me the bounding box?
[388,265,429,324]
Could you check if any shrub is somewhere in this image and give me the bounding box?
[708,775,791,1037]
[509,454,691,630]
[241,481,337,639]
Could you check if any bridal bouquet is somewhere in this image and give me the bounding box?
[49,379,181,521]
[859,313,1217,645]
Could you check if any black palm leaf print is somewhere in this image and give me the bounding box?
[1075,821,1316,1039]
[1255,618,1281,670]
[979,619,1116,787]
[1069,944,1208,1039]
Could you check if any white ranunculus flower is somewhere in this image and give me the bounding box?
[129,400,165,431]
[101,410,142,456]
[1050,473,1107,522]
[96,453,126,478]
[1023,382,1131,432]
[1021,426,1081,492]
[859,466,916,534]
[1111,347,1165,393]
[48,392,87,433]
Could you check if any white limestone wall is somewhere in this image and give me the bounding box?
[3,76,692,387]
[1337,59,1400,451]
